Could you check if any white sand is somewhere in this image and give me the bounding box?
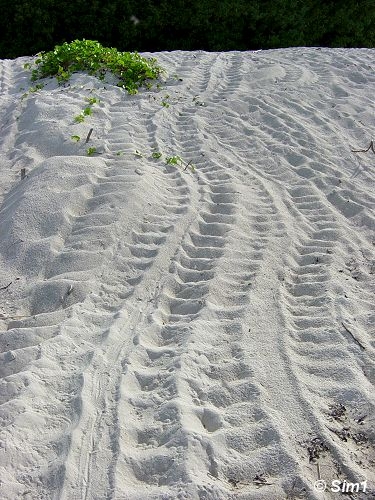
[0,48,374,499]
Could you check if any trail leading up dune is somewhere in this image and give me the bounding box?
[0,48,374,499]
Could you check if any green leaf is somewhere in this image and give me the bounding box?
[86,147,97,156]
[74,114,85,123]
[166,155,183,166]
[86,97,99,105]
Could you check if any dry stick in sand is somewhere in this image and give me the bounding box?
[0,282,12,291]
[85,128,94,143]
[351,140,375,154]
[183,159,192,171]
[342,322,366,350]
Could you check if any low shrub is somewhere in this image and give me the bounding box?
[28,39,163,94]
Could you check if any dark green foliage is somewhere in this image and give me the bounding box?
[0,0,57,58]
[0,0,138,58]
[0,0,374,58]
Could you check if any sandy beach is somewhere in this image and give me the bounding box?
[0,48,374,499]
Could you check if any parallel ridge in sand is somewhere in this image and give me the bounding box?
[0,48,374,499]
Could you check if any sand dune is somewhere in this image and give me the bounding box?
[0,48,374,499]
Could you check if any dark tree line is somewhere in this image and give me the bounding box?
[0,0,374,58]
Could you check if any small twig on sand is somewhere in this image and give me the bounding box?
[351,140,375,154]
[184,159,192,171]
[0,282,12,291]
[342,322,365,350]
[85,128,94,143]
[253,478,274,487]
